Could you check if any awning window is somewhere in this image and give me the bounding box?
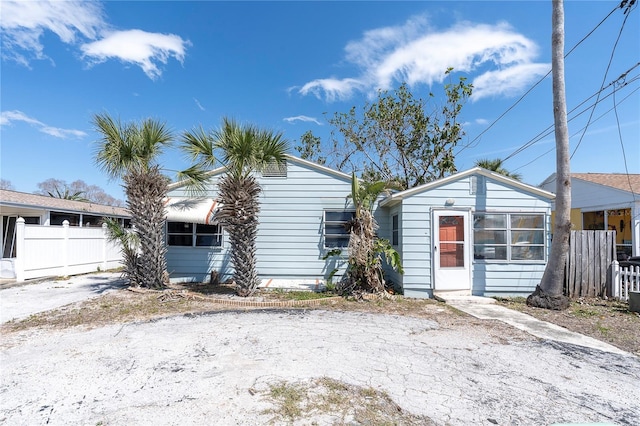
[164,198,218,225]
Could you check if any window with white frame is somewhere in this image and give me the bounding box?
[473,213,544,261]
[167,222,223,247]
[324,210,355,248]
[392,214,399,246]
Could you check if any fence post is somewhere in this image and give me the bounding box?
[611,260,620,299]
[102,223,108,271]
[62,220,70,277]
[15,217,25,282]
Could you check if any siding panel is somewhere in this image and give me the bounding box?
[166,159,353,283]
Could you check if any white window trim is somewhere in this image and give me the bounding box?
[167,221,224,248]
[473,212,546,263]
[391,214,399,247]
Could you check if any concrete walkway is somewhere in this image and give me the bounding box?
[436,294,630,356]
[0,272,127,323]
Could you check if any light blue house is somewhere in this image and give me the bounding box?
[164,156,555,298]
[377,168,555,298]
[165,155,354,287]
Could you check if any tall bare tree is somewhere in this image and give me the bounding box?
[0,179,15,190]
[527,0,570,310]
[35,178,123,206]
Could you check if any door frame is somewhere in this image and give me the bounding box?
[432,209,472,292]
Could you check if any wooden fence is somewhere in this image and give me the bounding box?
[564,230,616,298]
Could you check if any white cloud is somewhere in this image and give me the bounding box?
[475,118,489,125]
[81,29,190,80]
[40,126,87,139]
[471,63,550,100]
[299,78,367,102]
[194,98,205,111]
[283,115,323,126]
[0,0,104,65]
[0,110,42,126]
[299,16,549,102]
[1,0,190,80]
[0,110,86,139]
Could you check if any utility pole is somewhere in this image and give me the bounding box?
[527,0,571,310]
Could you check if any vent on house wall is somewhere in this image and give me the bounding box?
[470,175,486,195]
[262,160,288,178]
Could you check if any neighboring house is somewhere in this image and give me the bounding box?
[165,157,555,298]
[0,189,130,279]
[378,168,554,298]
[539,173,640,258]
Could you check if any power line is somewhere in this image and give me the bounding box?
[612,71,638,202]
[458,2,633,153]
[502,67,640,161]
[510,85,640,172]
[570,3,635,159]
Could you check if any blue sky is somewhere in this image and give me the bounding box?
[1,0,638,201]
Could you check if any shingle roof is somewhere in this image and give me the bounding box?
[571,173,640,194]
[0,189,130,217]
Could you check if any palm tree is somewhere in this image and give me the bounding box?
[47,186,89,202]
[341,173,402,295]
[93,113,173,289]
[103,217,142,287]
[528,0,571,310]
[474,158,522,181]
[180,117,289,296]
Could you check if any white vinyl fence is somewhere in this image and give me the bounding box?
[611,261,640,301]
[13,218,123,281]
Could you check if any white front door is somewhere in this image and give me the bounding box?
[433,210,471,291]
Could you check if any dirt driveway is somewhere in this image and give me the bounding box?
[1,309,639,425]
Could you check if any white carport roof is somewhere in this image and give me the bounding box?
[164,198,218,225]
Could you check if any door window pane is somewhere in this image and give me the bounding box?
[440,243,464,267]
[439,215,465,268]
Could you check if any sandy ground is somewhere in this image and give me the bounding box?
[1,309,639,426]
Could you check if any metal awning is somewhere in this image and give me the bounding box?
[164,198,218,225]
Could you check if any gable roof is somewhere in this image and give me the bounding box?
[572,173,640,193]
[540,172,640,194]
[0,189,129,217]
[167,154,352,190]
[380,167,555,207]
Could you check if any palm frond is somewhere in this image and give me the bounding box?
[181,126,217,168]
[93,113,132,179]
[255,129,289,170]
[139,118,173,165]
[175,165,213,195]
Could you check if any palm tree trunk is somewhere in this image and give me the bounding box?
[125,167,169,289]
[527,0,570,310]
[216,174,261,296]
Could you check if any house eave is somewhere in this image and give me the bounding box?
[167,154,352,191]
[380,167,556,207]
